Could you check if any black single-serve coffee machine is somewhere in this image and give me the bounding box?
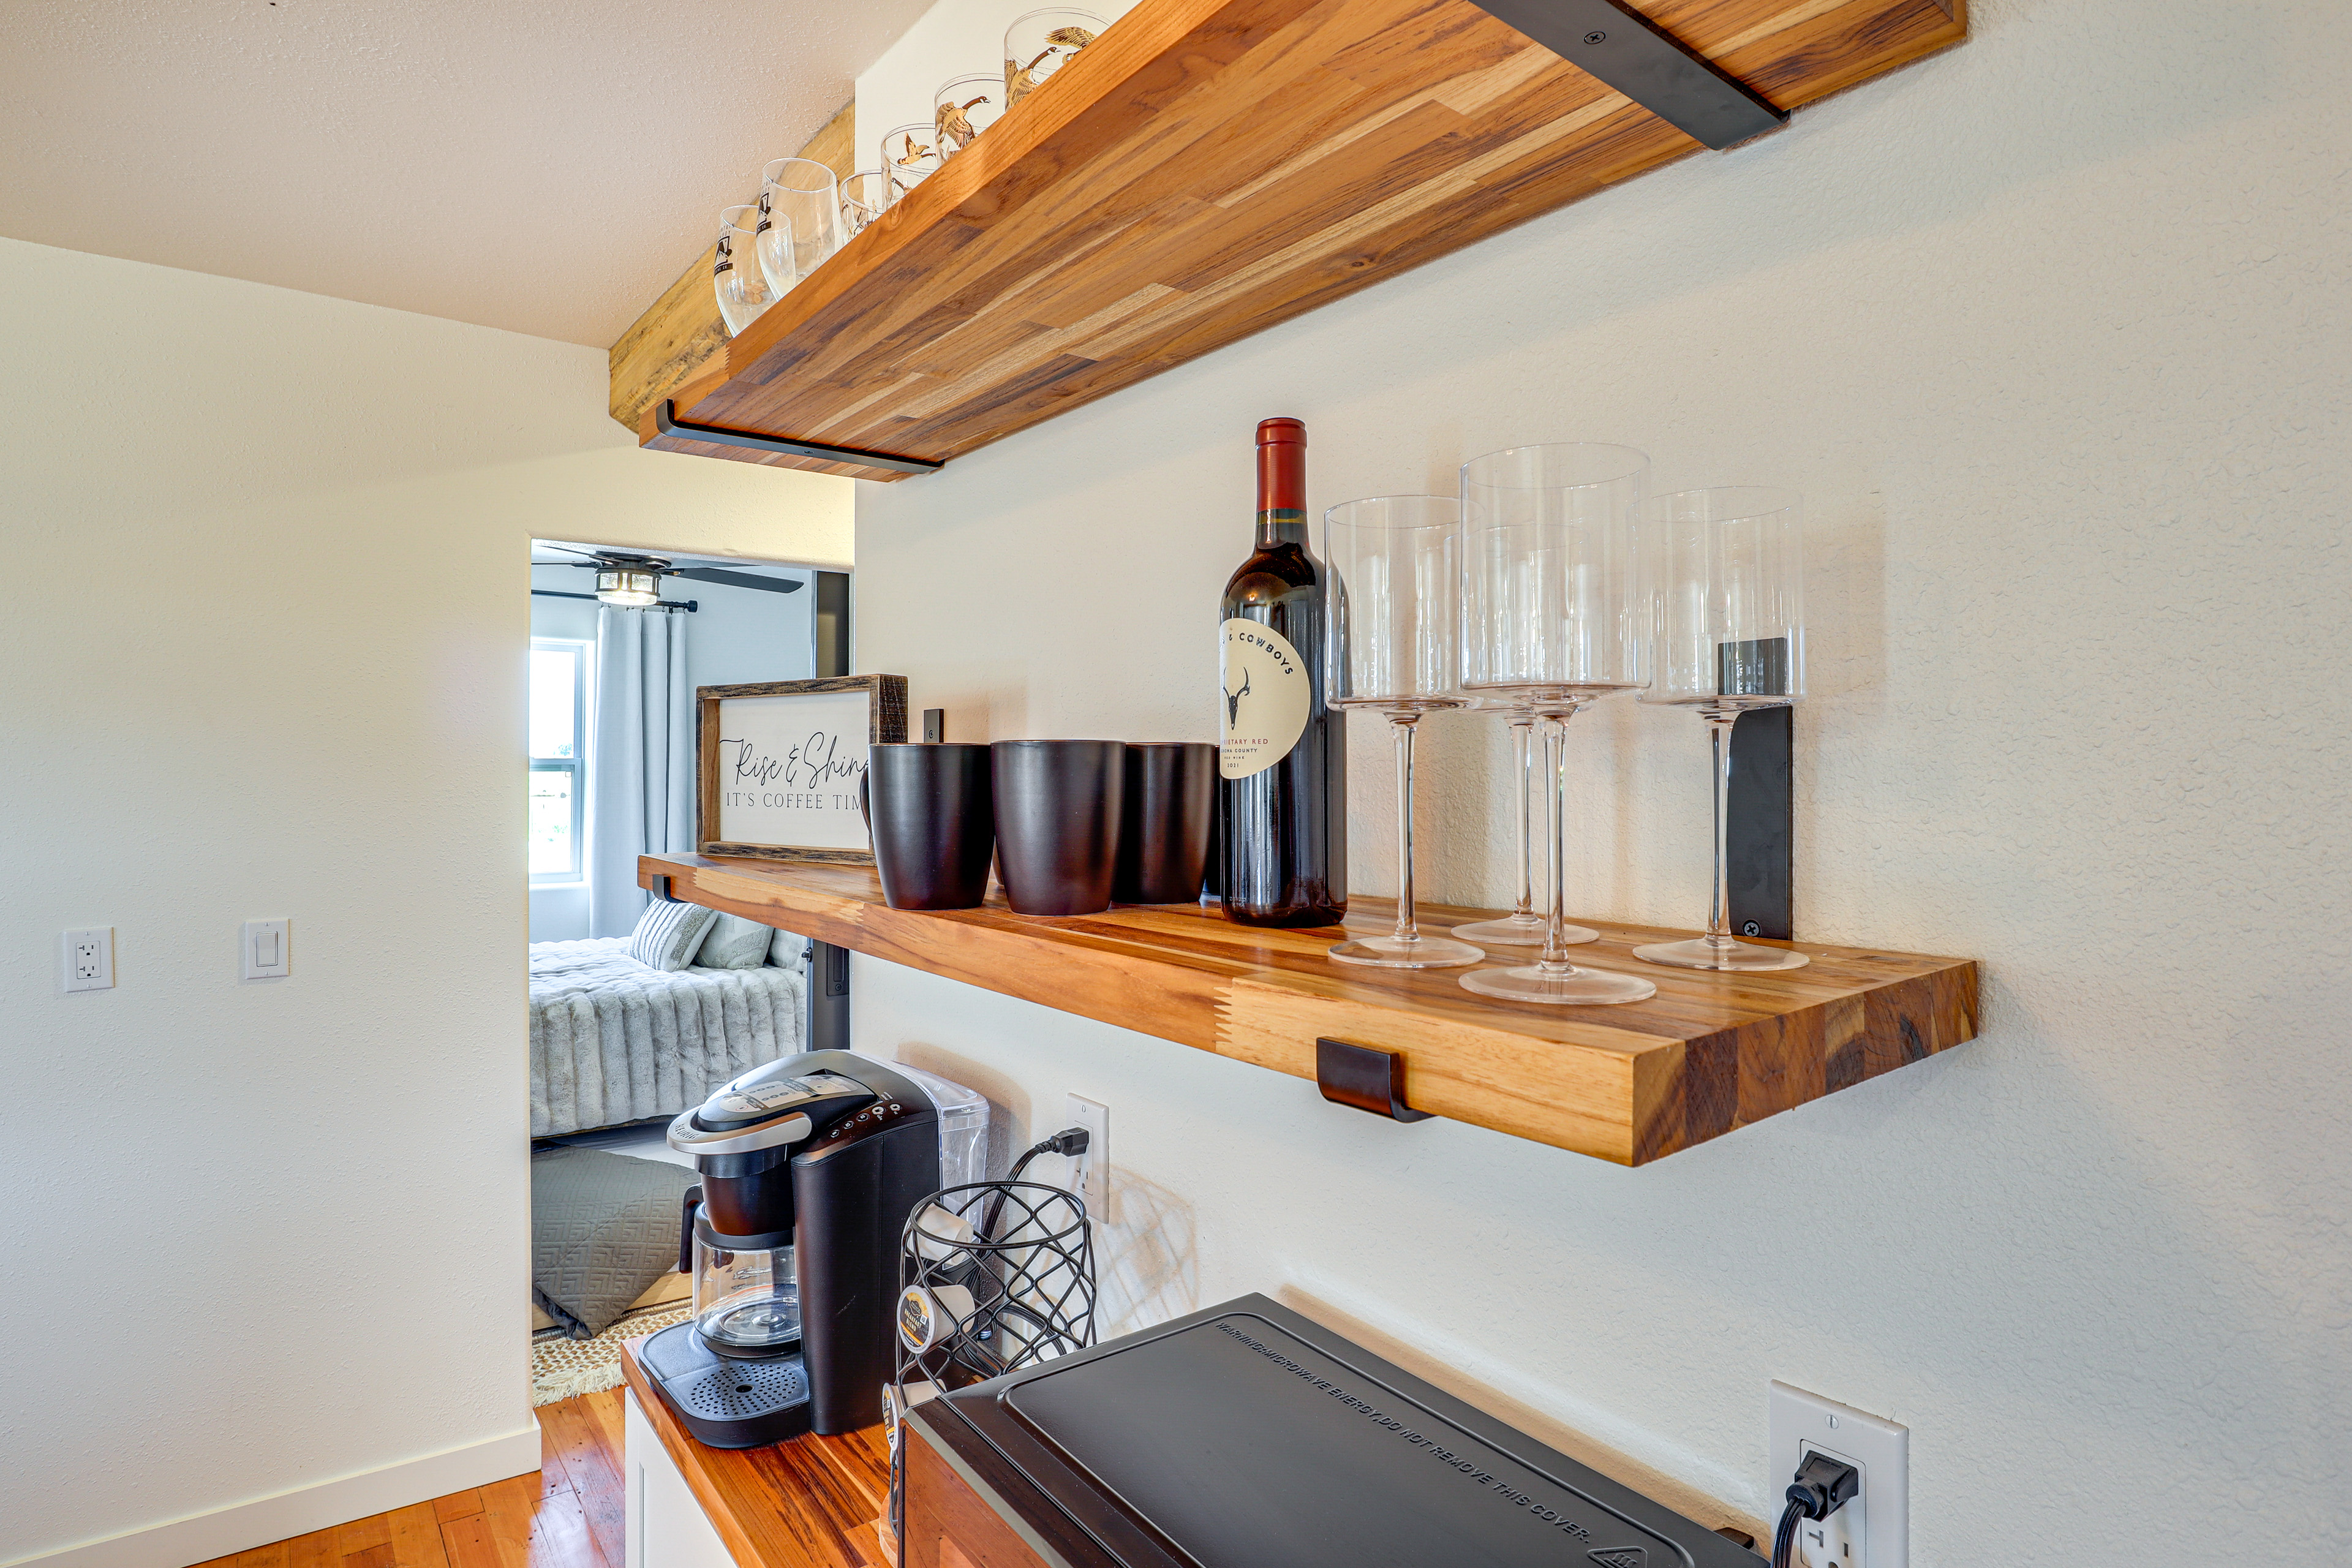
[638,1050,941,1448]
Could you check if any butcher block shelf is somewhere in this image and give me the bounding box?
[640,853,1977,1165]
[629,0,1964,478]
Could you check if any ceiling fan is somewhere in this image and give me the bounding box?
[535,545,807,608]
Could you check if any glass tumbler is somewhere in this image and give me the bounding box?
[880,124,941,201]
[1004,8,1105,111]
[935,74,1003,157]
[712,205,777,336]
[841,170,892,236]
[1633,486,1810,973]
[758,157,842,293]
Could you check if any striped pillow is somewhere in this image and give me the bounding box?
[627,900,719,972]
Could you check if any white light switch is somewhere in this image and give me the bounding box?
[242,919,290,979]
[61,928,115,992]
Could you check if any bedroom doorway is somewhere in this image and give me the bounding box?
[524,540,852,1397]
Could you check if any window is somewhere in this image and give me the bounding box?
[530,640,590,883]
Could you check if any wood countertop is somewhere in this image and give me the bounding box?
[619,1339,894,1568]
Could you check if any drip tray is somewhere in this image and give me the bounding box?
[640,1320,812,1449]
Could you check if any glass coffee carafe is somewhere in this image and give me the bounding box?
[689,1208,801,1357]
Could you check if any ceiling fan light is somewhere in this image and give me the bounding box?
[596,567,662,607]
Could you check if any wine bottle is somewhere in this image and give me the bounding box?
[1218,418,1347,927]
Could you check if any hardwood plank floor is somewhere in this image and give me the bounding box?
[192,1390,629,1568]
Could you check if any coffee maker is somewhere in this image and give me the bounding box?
[638,1050,943,1448]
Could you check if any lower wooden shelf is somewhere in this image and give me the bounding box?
[641,853,1977,1165]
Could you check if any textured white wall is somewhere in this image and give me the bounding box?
[853,0,2352,1561]
[0,236,848,1564]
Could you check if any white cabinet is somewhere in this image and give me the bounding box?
[625,1389,741,1568]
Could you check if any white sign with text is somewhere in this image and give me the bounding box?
[712,691,873,851]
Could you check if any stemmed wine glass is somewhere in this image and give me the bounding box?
[712,205,778,336]
[1633,487,1809,971]
[1322,497,1482,969]
[1457,443,1656,1006]
[1450,698,1544,945]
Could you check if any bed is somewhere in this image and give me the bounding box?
[529,936,805,1137]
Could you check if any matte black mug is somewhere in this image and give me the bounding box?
[862,744,995,910]
[990,740,1127,916]
[1115,742,1216,904]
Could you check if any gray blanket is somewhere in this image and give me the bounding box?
[531,1146,698,1339]
[529,937,804,1137]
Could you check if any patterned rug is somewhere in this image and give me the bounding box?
[531,1300,693,1406]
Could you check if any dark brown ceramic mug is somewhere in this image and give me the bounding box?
[990,740,1126,916]
[1114,742,1216,904]
[863,743,995,910]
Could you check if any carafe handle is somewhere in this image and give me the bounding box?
[678,1185,702,1277]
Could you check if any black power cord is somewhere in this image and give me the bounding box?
[980,1127,1092,1240]
[1771,1451,1860,1568]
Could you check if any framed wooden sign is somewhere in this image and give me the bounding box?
[697,676,908,863]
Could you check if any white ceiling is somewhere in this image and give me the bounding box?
[0,0,930,347]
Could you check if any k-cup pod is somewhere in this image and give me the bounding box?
[881,1379,940,1452]
[897,1282,977,1353]
[913,1204,978,1268]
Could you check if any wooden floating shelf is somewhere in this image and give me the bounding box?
[641,853,1978,1165]
[626,0,1963,479]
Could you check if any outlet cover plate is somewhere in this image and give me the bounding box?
[1770,1381,1906,1568]
[61,927,115,992]
[1063,1094,1108,1223]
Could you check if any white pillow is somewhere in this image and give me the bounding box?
[695,913,775,970]
[627,900,718,972]
[768,929,812,970]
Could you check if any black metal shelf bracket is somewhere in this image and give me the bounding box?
[649,875,684,904]
[652,401,945,477]
[1316,1038,1435,1124]
[1465,0,1787,149]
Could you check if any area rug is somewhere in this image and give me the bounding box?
[530,1299,693,1406]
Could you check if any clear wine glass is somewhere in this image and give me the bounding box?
[1457,443,1656,1006]
[1450,695,1544,945]
[758,158,842,293]
[1322,497,1482,969]
[712,205,778,336]
[880,124,940,202]
[1004,8,1105,111]
[934,74,1003,158]
[1633,486,1809,973]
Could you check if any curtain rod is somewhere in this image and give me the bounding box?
[531,590,697,613]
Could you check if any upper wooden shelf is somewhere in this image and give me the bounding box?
[630,0,1963,479]
[640,853,1977,1165]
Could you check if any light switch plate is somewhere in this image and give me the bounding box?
[61,927,114,992]
[1063,1093,1109,1223]
[242,918,291,979]
[1770,1381,1907,1568]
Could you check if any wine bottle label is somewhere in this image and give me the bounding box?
[1219,617,1310,779]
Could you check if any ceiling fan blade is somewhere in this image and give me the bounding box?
[669,567,806,594]
[534,544,605,561]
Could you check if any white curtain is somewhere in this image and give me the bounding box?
[587,606,695,937]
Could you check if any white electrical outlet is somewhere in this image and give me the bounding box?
[241,918,291,979]
[1770,1382,1907,1568]
[61,927,114,992]
[1063,1094,1108,1222]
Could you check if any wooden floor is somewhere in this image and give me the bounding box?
[196,1390,625,1568]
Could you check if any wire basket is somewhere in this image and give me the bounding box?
[886,1180,1096,1553]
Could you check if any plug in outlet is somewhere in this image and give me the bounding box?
[1770,1382,1907,1568]
[1063,1095,1108,1223]
[61,927,115,992]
